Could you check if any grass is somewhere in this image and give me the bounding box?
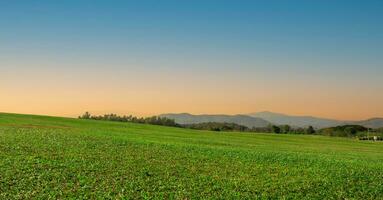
[0,113,382,199]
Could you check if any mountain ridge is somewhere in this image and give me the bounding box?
[248,111,383,129]
[159,113,271,128]
[160,112,383,129]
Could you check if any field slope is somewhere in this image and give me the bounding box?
[0,113,382,199]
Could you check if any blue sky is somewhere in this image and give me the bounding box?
[1,0,382,119]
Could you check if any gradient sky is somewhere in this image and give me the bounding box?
[1,0,382,120]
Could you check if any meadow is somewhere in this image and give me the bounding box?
[0,113,382,199]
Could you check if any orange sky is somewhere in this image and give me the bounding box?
[1,0,383,121]
[1,64,382,121]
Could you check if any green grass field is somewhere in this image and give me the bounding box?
[0,113,382,199]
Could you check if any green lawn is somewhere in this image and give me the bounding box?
[0,113,382,199]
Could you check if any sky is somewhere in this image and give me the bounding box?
[1,0,382,120]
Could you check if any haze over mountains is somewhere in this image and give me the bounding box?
[159,113,270,128]
[249,111,383,129]
[357,118,383,129]
[248,111,342,128]
[160,112,383,129]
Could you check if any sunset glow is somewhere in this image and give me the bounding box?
[1,0,382,120]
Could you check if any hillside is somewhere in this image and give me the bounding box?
[159,113,270,128]
[248,111,383,129]
[356,118,383,129]
[318,125,368,137]
[248,111,342,128]
[0,113,382,199]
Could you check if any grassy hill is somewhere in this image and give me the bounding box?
[0,113,382,199]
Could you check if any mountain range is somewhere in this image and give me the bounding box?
[159,113,270,128]
[160,112,383,129]
[249,111,383,129]
[248,111,341,128]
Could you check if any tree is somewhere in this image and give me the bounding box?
[79,111,91,119]
[306,126,315,134]
[272,125,281,134]
[281,125,291,134]
[344,127,357,136]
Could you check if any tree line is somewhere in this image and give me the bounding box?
[186,123,316,134]
[79,112,180,127]
[78,112,382,139]
[317,125,383,138]
[184,122,249,132]
[79,112,316,134]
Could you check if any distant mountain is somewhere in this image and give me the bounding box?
[248,111,342,128]
[248,111,383,129]
[355,118,383,129]
[160,112,383,129]
[159,113,271,128]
